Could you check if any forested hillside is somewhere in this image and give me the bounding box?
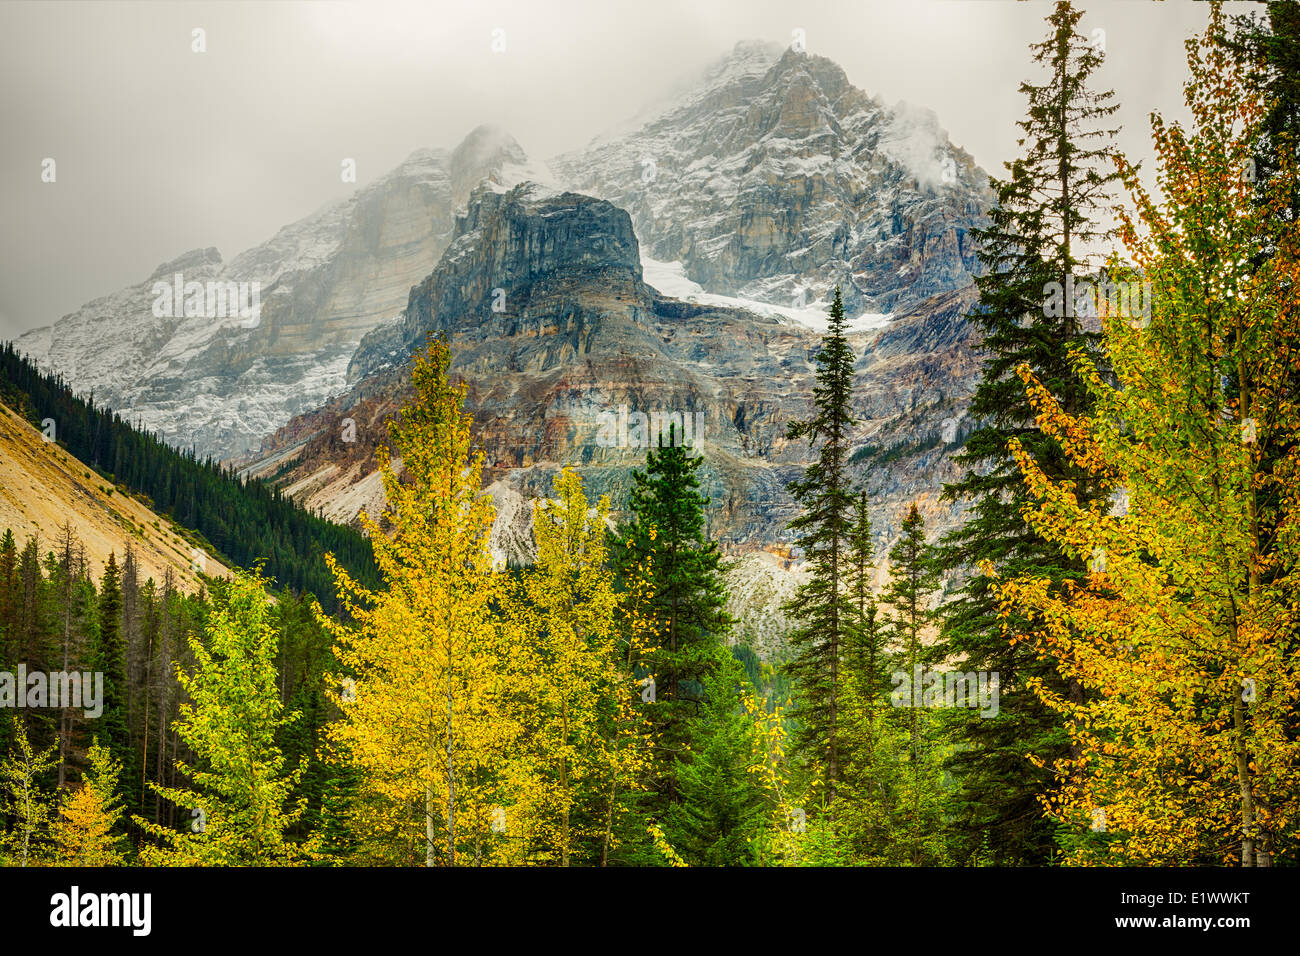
[0,343,378,613]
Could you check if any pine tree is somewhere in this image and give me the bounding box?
[880,503,947,865]
[274,588,335,843]
[1231,0,1300,218]
[934,0,1119,865]
[845,490,887,700]
[881,506,942,764]
[836,490,901,858]
[781,285,858,803]
[0,529,19,755]
[613,426,731,817]
[665,652,767,866]
[119,542,143,815]
[91,552,133,807]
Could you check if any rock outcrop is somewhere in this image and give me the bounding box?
[242,183,982,573]
[551,41,991,316]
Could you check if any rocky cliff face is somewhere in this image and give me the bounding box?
[349,182,648,383]
[244,183,981,575]
[18,126,546,460]
[551,41,991,317]
[21,44,988,468]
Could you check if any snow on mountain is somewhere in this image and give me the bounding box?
[552,41,992,317]
[17,127,543,460]
[641,256,892,333]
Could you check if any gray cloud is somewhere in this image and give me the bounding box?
[0,0,1208,341]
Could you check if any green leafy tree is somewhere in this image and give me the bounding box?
[136,570,304,865]
[0,722,58,866]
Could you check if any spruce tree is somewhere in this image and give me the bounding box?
[664,653,766,866]
[0,530,18,754]
[836,490,893,846]
[845,490,887,700]
[613,425,731,815]
[92,552,134,812]
[881,505,941,767]
[1231,0,1300,218]
[934,0,1119,865]
[781,286,857,802]
[880,503,947,865]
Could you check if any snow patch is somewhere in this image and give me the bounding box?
[642,257,892,333]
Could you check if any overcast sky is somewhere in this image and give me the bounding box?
[0,0,1214,341]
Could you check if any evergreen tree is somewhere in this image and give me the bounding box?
[880,503,947,865]
[1231,0,1300,218]
[934,0,1119,865]
[274,588,335,843]
[92,552,134,809]
[845,490,887,699]
[836,490,901,858]
[311,743,362,865]
[665,652,767,866]
[0,530,19,754]
[781,286,858,802]
[613,426,731,816]
[881,505,942,766]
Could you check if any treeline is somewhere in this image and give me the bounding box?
[0,528,339,864]
[0,342,378,614]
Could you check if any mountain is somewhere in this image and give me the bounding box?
[258,181,819,546]
[17,125,550,461]
[249,42,991,553]
[0,397,228,593]
[551,41,990,316]
[17,43,990,468]
[17,40,993,639]
[237,175,980,652]
[242,181,980,557]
